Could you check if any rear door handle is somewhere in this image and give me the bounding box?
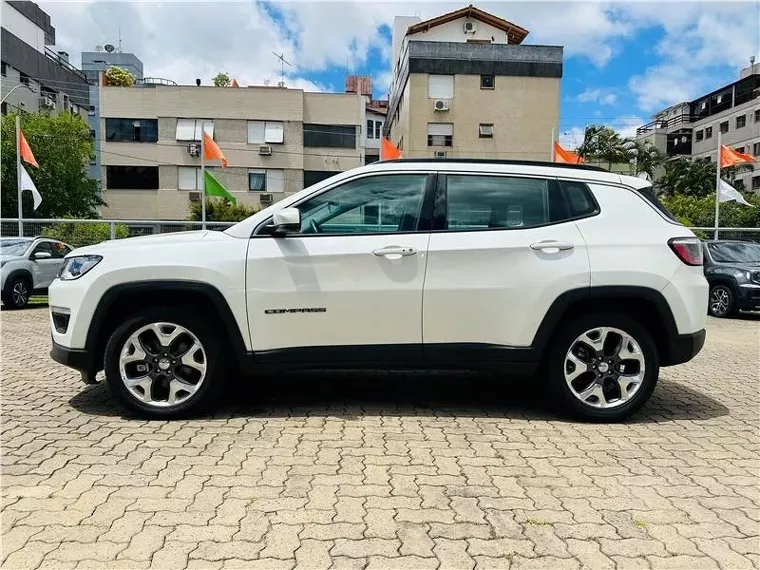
[372,246,418,259]
[530,240,574,252]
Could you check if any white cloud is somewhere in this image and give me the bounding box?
[577,88,617,106]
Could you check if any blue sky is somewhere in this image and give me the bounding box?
[45,1,759,146]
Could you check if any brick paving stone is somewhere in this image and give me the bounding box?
[2,309,759,570]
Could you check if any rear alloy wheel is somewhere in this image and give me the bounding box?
[3,277,31,309]
[547,314,659,421]
[708,285,736,318]
[104,309,224,418]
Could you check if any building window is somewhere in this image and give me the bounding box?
[755,109,760,123]
[304,170,338,187]
[176,119,214,141]
[479,123,494,138]
[753,176,760,190]
[249,169,285,192]
[734,178,745,190]
[736,115,746,129]
[247,121,284,144]
[480,75,495,90]
[366,119,374,139]
[705,127,713,139]
[428,123,453,147]
[303,124,356,148]
[375,121,381,139]
[19,73,30,86]
[719,121,729,134]
[1,62,6,77]
[105,119,158,142]
[106,166,159,190]
[178,167,202,190]
[735,146,744,154]
[1,102,7,115]
[754,142,760,156]
[695,130,704,142]
[428,75,454,99]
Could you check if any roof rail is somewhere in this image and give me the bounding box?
[380,158,609,173]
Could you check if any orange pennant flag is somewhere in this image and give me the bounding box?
[720,144,755,169]
[553,141,584,164]
[19,130,39,167]
[380,137,401,161]
[203,130,227,167]
[231,79,239,88]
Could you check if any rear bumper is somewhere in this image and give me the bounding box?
[664,329,706,367]
[50,340,99,384]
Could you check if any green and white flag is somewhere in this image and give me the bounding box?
[203,170,236,203]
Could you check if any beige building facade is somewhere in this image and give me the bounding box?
[99,85,365,220]
[385,6,562,161]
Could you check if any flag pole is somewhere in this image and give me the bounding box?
[16,115,23,237]
[200,128,206,230]
[714,129,721,240]
[550,128,555,161]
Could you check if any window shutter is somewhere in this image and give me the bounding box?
[428,75,454,99]
[427,123,454,136]
[248,121,265,144]
[264,121,284,144]
[267,169,286,192]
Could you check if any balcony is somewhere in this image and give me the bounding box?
[636,114,695,136]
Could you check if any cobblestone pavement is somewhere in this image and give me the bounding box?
[1,307,759,570]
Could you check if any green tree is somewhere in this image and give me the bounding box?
[629,139,664,180]
[105,66,135,86]
[658,157,741,199]
[188,198,258,222]
[212,72,231,87]
[1,113,102,219]
[661,192,760,228]
[42,222,129,247]
[576,125,630,170]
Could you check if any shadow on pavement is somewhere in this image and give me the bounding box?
[69,370,730,424]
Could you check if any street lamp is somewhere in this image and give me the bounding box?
[1,83,34,105]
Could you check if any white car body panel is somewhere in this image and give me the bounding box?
[246,234,430,351]
[423,221,590,346]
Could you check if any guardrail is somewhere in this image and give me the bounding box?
[1,219,758,243]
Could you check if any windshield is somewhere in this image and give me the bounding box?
[0,239,33,257]
[708,242,760,263]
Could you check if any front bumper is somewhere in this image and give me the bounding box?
[664,329,706,366]
[737,284,760,311]
[50,340,99,384]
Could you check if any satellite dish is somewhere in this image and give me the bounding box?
[104,44,115,53]
[95,45,104,52]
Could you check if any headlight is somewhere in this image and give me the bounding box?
[58,255,102,280]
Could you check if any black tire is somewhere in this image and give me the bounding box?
[104,307,226,419]
[545,313,659,422]
[708,284,737,318]
[2,275,31,309]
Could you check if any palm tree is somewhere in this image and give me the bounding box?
[626,139,664,180]
[576,125,630,170]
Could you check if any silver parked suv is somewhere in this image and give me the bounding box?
[1,237,73,309]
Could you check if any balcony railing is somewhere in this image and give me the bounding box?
[636,114,696,136]
[44,47,87,82]
[135,77,178,87]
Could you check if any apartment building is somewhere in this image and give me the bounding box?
[385,5,562,160]
[0,1,89,115]
[98,84,365,219]
[345,75,387,164]
[636,62,760,192]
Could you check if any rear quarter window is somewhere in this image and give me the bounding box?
[559,180,599,218]
[636,185,679,223]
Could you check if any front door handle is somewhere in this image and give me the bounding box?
[530,240,574,252]
[372,246,418,259]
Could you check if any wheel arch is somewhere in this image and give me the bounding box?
[3,269,33,292]
[532,286,683,367]
[86,280,251,377]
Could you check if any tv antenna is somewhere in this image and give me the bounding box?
[273,52,292,86]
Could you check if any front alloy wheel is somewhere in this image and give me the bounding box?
[119,322,207,407]
[708,285,735,318]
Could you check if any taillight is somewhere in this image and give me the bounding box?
[668,237,703,266]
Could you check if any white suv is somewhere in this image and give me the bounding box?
[49,160,708,421]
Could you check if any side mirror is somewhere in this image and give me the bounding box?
[268,207,301,236]
[32,251,52,260]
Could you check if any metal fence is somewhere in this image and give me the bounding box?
[0,218,759,244]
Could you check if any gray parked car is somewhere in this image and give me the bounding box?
[1,237,74,309]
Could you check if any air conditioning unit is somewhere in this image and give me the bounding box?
[259,193,274,207]
[434,151,447,159]
[188,191,201,202]
[258,145,273,156]
[463,21,477,34]
[434,99,449,112]
[188,143,200,157]
[40,96,55,109]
